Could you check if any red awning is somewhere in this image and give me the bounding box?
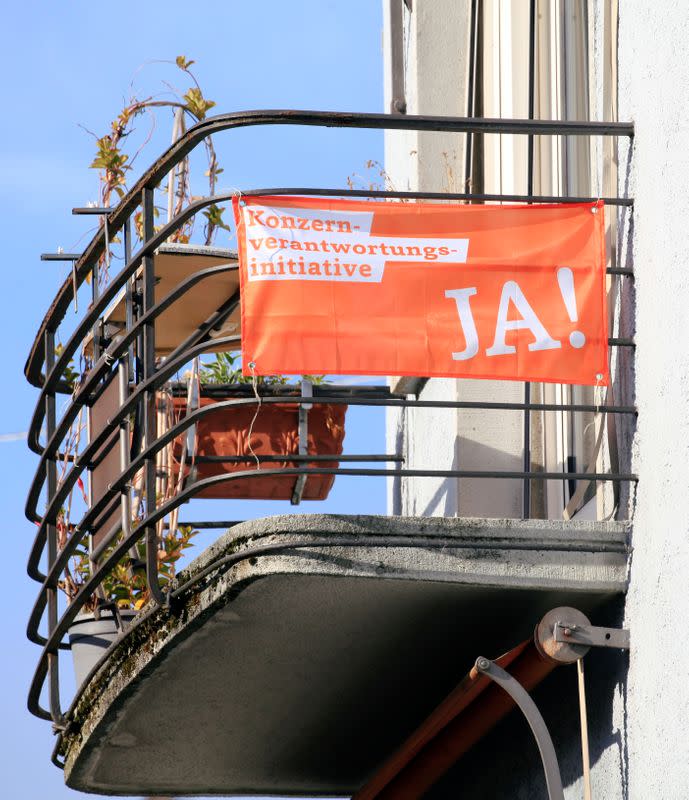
[353,641,557,800]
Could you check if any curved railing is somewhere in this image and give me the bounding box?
[24,110,636,765]
[24,109,634,391]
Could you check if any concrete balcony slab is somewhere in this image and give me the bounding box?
[61,513,629,796]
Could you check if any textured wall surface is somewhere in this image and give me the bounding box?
[619,2,689,797]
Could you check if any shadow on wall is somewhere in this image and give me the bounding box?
[408,436,523,519]
[426,596,629,800]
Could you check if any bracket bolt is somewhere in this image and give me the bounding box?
[476,657,491,671]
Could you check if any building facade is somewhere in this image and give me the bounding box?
[384,0,688,797]
[23,3,688,798]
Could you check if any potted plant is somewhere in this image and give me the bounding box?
[169,352,347,501]
[58,513,197,687]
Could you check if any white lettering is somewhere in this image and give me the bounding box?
[445,288,480,360]
[486,281,560,356]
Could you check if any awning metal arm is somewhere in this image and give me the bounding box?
[475,657,565,800]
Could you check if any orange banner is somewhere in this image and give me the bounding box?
[233,196,608,385]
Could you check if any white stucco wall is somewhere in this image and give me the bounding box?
[619,3,689,797]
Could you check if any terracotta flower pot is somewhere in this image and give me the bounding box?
[172,394,347,500]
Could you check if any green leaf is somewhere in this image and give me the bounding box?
[176,55,195,70]
[183,87,216,121]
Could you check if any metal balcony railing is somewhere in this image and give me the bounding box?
[22,110,636,767]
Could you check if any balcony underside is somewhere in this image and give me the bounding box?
[62,513,629,796]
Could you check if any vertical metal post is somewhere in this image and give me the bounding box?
[523,0,537,519]
[89,217,102,613]
[44,330,63,723]
[389,0,407,114]
[291,379,312,505]
[141,188,165,606]
[123,217,136,378]
[91,232,101,362]
[464,0,480,191]
[118,357,139,568]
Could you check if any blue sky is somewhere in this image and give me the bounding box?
[0,2,384,797]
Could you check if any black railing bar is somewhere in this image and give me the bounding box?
[188,453,405,463]
[29,502,634,723]
[175,383,393,397]
[25,328,240,581]
[26,224,238,455]
[28,657,51,721]
[25,366,121,519]
[178,465,633,481]
[100,459,642,589]
[51,749,64,769]
[26,284,240,532]
[26,318,239,580]
[31,385,635,568]
[38,521,630,729]
[25,266,239,520]
[29,309,633,471]
[164,521,244,529]
[27,507,124,646]
[28,287,638,572]
[26,382,639,581]
[28,376,639,568]
[25,109,634,387]
[69,389,640,549]
[27,194,226,441]
[141,185,168,610]
[27,176,632,418]
[608,268,633,276]
[40,254,81,262]
[160,290,240,368]
[90,494,123,544]
[26,335,241,581]
[236,187,634,206]
[45,519,631,728]
[28,500,123,645]
[44,330,64,725]
[85,428,120,472]
[525,0,536,522]
[28,445,641,649]
[72,207,112,215]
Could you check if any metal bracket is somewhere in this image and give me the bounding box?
[535,606,630,664]
[554,621,630,650]
[291,379,312,505]
[72,206,113,215]
[40,253,82,261]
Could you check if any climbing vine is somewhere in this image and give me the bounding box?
[86,55,230,285]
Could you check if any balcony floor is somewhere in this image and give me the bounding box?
[61,513,629,796]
